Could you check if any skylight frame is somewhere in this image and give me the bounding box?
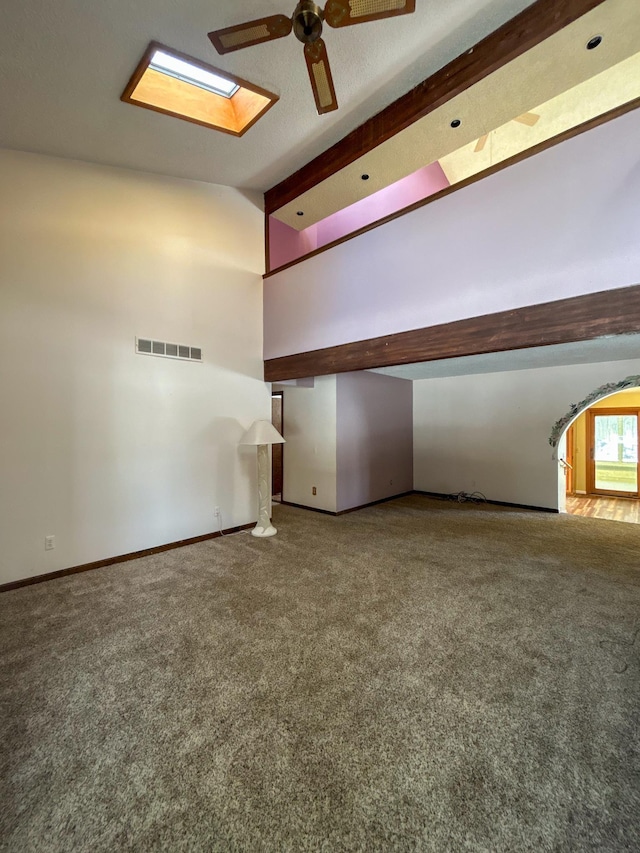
[121,41,278,137]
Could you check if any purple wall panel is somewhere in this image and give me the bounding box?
[268,161,449,271]
[269,217,318,270]
[315,162,450,246]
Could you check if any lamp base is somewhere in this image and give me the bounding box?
[252,444,278,538]
[251,524,278,538]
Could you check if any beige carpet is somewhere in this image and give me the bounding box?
[1,496,639,852]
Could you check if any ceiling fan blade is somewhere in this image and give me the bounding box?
[514,111,540,126]
[474,134,489,153]
[324,0,415,28]
[304,40,338,115]
[208,15,292,54]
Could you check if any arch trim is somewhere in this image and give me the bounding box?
[549,374,640,447]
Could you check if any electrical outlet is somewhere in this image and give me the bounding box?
[45,535,55,551]
[214,506,220,517]
[312,486,317,496]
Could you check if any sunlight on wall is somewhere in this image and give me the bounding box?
[570,389,640,493]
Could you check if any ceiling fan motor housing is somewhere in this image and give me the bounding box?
[293,1,324,43]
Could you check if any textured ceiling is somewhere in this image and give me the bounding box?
[0,0,535,191]
[273,0,640,228]
[370,335,640,380]
[439,49,640,186]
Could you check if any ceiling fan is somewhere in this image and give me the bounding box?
[208,1,416,115]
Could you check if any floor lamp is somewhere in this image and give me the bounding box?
[239,420,286,538]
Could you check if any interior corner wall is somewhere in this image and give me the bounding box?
[264,108,640,360]
[280,376,337,512]
[0,149,267,586]
[336,372,413,512]
[413,358,640,511]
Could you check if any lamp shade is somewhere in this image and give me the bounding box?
[239,420,285,446]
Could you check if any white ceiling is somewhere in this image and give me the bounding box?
[370,335,640,381]
[0,0,534,192]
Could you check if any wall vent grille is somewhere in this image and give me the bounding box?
[136,338,202,362]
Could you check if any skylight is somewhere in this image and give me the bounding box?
[121,42,278,137]
[149,49,239,98]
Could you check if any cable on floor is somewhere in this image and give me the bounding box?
[444,491,487,504]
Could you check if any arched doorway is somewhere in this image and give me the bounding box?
[550,375,640,522]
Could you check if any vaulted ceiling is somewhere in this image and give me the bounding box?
[0,0,534,191]
[269,0,640,230]
[3,1,639,380]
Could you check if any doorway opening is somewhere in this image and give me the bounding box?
[588,407,639,497]
[271,392,283,502]
[556,385,640,524]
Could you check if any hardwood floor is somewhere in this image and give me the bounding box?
[566,494,640,524]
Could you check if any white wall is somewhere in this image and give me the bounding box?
[0,150,268,585]
[279,371,413,513]
[336,372,413,512]
[413,359,640,510]
[264,108,640,359]
[281,376,337,512]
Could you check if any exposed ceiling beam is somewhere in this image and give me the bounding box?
[264,0,607,215]
[264,285,640,381]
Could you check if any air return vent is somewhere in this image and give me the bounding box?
[136,338,202,362]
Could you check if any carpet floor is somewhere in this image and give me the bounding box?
[1,496,639,852]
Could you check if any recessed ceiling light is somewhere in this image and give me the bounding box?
[361,174,370,181]
[149,49,239,98]
[586,35,603,50]
[121,41,278,137]
[450,119,461,128]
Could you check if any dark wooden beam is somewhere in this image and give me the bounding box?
[264,95,640,278]
[264,284,640,381]
[264,0,607,215]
